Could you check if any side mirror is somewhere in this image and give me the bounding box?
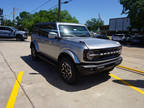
[48,32,58,39]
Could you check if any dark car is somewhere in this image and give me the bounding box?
[129,35,144,44]
[122,34,131,43]
[94,34,109,40]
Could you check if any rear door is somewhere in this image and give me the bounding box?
[0,27,7,37]
[0,27,12,37]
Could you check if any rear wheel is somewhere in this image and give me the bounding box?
[59,57,78,84]
[31,46,38,60]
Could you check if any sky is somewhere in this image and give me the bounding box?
[0,0,126,24]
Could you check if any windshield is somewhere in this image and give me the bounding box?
[59,25,90,37]
[115,34,124,37]
[10,27,18,31]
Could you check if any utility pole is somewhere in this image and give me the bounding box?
[57,0,72,22]
[13,8,16,24]
[58,0,61,22]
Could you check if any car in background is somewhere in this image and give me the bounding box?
[112,34,125,42]
[122,34,131,43]
[94,34,109,40]
[0,26,28,41]
[129,35,144,44]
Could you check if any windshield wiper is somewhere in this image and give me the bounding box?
[62,34,76,37]
[77,35,90,37]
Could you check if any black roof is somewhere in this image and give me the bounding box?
[35,22,56,27]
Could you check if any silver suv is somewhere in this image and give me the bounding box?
[31,22,122,84]
[0,26,28,41]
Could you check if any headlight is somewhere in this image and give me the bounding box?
[86,50,95,60]
[118,46,122,54]
[83,50,99,61]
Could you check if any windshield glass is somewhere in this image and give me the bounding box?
[115,34,124,37]
[10,27,18,31]
[59,25,90,37]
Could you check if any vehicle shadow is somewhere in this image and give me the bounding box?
[113,80,144,88]
[21,55,111,92]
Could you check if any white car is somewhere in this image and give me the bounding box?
[112,34,125,42]
[0,26,28,41]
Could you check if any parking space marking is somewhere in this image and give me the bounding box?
[109,73,144,95]
[6,71,24,108]
[117,65,144,74]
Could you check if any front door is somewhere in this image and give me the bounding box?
[42,37,60,60]
[38,24,60,60]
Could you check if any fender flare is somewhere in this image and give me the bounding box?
[59,50,80,64]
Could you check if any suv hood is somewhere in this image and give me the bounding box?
[64,37,121,49]
[16,30,27,34]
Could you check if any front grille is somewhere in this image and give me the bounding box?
[92,47,121,61]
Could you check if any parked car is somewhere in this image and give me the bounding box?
[0,26,28,41]
[129,35,144,44]
[112,34,125,42]
[94,34,109,40]
[121,34,131,43]
[31,22,122,84]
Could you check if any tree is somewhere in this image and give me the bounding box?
[15,8,79,33]
[3,19,14,26]
[85,18,104,32]
[120,0,144,31]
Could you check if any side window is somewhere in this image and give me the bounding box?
[4,27,9,31]
[0,27,5,31]
[48,24,57,33]
[8,28,13,32]
[39,24,57,37]
[39,26,49,37]
[4,27,12,32]
[6,28,13,32]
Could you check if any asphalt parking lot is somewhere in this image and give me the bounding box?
[0,38,144,108]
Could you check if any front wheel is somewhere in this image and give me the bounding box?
[16,35,24,41]
[59,58,78,84]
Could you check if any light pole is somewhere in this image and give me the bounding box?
[58,0,72,22]
[58,0,61,22]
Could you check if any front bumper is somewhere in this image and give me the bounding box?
[23,35,28,39]
[77,57,122,75]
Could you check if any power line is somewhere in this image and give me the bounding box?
[30,0,52,13]
[47,4,58,11]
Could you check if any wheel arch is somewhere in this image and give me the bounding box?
[16,34,23,37]
[58,50,80,64]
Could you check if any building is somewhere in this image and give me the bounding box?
[109,17,131,32]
